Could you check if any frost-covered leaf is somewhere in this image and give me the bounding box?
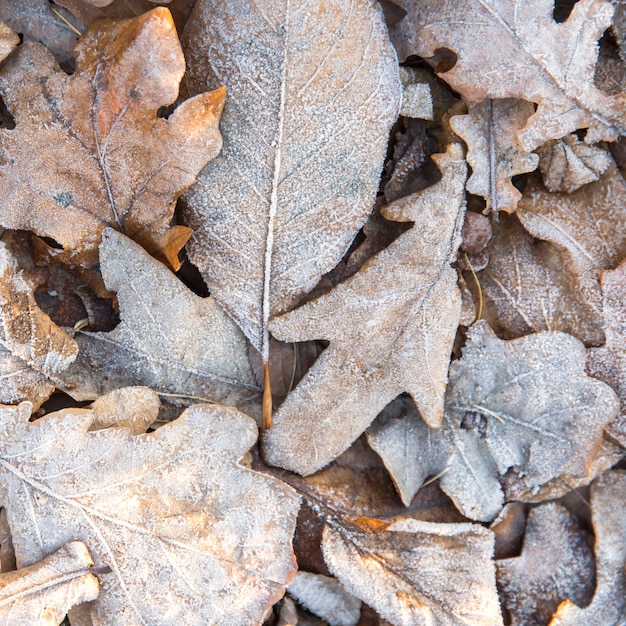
[0,241,77,410]
[61,230,260,414]
[180,0,402,361]
[537,135,613,193]
[87,387,160,434]
[0,8,224,274]
[0,541,99,626]
[0,401,299,626]
[322,518,502,626]
[0,21,17,64]
[398,67,433,120]
[367,322,618,520]
[496,503,595,626]
[391,0,626,148]
[262,145,466,475]
[550,471,626,625]
[450,99,539,213]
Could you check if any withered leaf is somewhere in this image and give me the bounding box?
[181,0,402,361]
[496,503,595,626]
[322,518,502,626]
[367,322,618,520]
[450,99,539,213]
[549,471,626,625]
[0,241,77,410]
[0,541,99,626]
[262,145,466,475]
[61,229,260,414]
[88,386,160,435]
[0,401,299,625]
[0,8,224,273]
[0,21,17,64]
[391,0,626,149]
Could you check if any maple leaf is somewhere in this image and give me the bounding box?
[60,229,260,413]
[0,541,99,625]
[262,144,466,475]
[0,8,224,274]
[549,471,626,625]
[366,321,619,521]
[180,0,402,371]
[0,241,77,410]
[0,400,299,625]
[391,0,626,149]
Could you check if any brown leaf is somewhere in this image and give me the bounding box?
[0,21,17,64]
[322,518,502,626]
[390,0,626,148]
[180,0,402,361]
[60,229,260,414]
[450,99,539,213]
[496,503,595,626]
[549,471,626,625]
[0,401,299,625]
[0,541,99,625]
[262,144,466,475]
[0,8,224,274]
[0,241,77,410]
[367,322,618,520]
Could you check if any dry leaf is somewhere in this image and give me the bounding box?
[496,503,595,626]
[262,145,466,475]
[322,518,502,626]
[537,135,614,193]
[0,401,299,625]
[87,387,160,434]
[391,0,626,149]
[398,67,433,120]
[450,99,539,213]
[550,471,626,625]
[0,541,99,626]
[60,229,260,413]
[0,241,77,410]
[367,321,618,520]
[587,260,626,445]
[0,8,224,274]
[180,0,402,362]
[0,21,17,64]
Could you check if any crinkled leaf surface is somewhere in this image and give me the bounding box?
[550,471,626,625]
[0,8,224,273]
[450,99,539,213]
[181,0,402,359]
[367,322,618,520]
[262,145,466,475]
[0,541,99,626]
[391,0,626,148]
[0,401,299,625]
[60,229,260,413]
[322,517,502,626]
[0,241,77,410]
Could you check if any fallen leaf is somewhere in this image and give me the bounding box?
[390,0,626,148]
[322,517,503,626]
[88,386,160,434]
[180,0,402,363]
[398,67,433,120]
[496,503,595,626]
[0,541,99,626]
[262,144,466,475]
[0,21,17,63]
[60,229,260,414]
[450,99,539,213]
[0,8,224,275]
[0,241,77,410]
[0,401,299,625]
[367,321,618,520]
[537,135,614,193]
[549,470,626,625]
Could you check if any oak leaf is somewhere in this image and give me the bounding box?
[262,144,466,475]
[180,0,402,362]
[60,229,260,413]
[0,8,224,274]
[391,0,626,149]
[0,541,99,626]
[0,400,299,625]
[366,322,618,520]
[0,241,77,410]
